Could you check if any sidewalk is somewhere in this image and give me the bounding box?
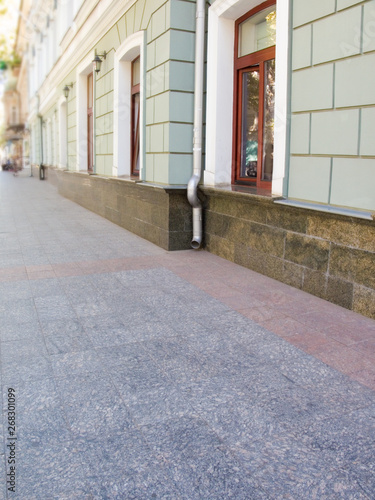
[1,171,374,499]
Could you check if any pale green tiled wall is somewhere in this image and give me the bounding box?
[95,25,119,176]
[145,0,196,185]
[289,0,375,212]
[31,122,41,164]
[289,157,331,204]
[331,158,375,210]
[91,0,197,184]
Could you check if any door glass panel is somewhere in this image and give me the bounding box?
[132,92,140,174]
[240,69,259,179]
[239,6,276,57]
[88,113,93,172]
[132,57,140,87]
[262,59,275,182]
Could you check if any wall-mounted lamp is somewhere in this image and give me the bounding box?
[63,83,73,99]
[92,50,107,74]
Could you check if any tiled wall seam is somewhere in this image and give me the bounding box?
[290,0,375,211]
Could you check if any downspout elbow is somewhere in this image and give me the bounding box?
[188,174,202,249]
[187,173,202,209]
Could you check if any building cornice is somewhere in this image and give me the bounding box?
[36,0,137,111]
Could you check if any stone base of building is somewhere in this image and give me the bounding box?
[46,167,192,251]
[201,187,375,320]
[45,168,375,320]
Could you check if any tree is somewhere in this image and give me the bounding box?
[0,0,20,68]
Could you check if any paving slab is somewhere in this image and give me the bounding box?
[1,171,375,498]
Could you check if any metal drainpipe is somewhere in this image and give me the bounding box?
[187,0,205,249]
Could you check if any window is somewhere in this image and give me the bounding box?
[233,1,276,188]
[131,57,140,176]
[12,106,17,125]
[113,31,144,178]
[87,72,93,172]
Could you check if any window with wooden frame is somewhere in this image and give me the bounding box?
[131,56,140,176]
[233,1,276,189]
[87,72,94,172]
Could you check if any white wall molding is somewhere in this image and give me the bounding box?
[76,53,93,172]
[204,0,290,196]
[58,95,67,168]
[113,30,145,178]
[36,0,137,108]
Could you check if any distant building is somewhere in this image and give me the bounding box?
[1,0,31,169]
[2,66,24,164]
[26,0,375,319]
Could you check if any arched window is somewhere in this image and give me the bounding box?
[113,31,145,178]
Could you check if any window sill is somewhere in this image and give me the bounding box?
[201,183,277,200]
[274,198,374,221]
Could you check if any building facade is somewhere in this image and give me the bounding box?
[1,0,31,169]
[27,0,375,318]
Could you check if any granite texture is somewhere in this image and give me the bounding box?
[51,168,191,251]
[202,187,375,320]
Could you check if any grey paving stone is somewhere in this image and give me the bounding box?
[45,332,94,356]
[55,372,134,438]
[179,371,294,417]
[96,341,150,367]
[86,314,177,347]
[112,365,193,425]
[35,297,78,321]
[0,254,24,267]
[140,289,183,309]
[143,336,199,364]
[203,399,286,446]
[234,433,370,499]
[116,269,162,288]
[0,281,32,300]
[73,300,114,317]
[29,278,66,298]
[79,429,181,498]
[62,281,98,301]
[306,468,371,499]
[142,416,269,499]
[189,341,267,379]
[51,349,104,378]
[47,252,77,263]
[2,355,54,384]
[22,253,50,266]
[0,322,43,342]
[109,355,169,392]
[113,303,158,324]
[0,303,38,324]
[34,295,72,310]
[1,338,48,362]
[15,441,92,499]
[40,318,84,337]
[346,454,375,498]
[3,378,71,448]
[81,315,132,348]
[59,275,96,290]
[89,273,123,291]
[303,404,375,470]
[126,387,194,427]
